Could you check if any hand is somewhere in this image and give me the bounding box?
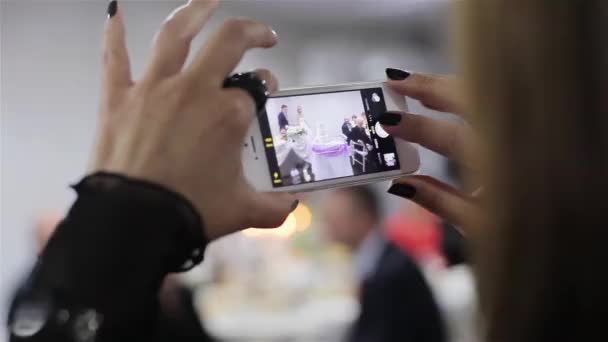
[92,1,297,240]
[379,70,483,234]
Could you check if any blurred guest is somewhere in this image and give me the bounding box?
[385,206,445,269]
[351,114,358,128]
[321,186,445,342]
[278,104,289,130]
[346,118,372,146]
[342,117,354,137]
[347,118,378,174]
[359,112,369,130]
[296,105,311,133]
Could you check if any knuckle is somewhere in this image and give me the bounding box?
[160,18,181,37]
[403,114,423,142]
[223,94,254,129]
[415,76,438,103]
[443,127,465,160]
[225,93,253,115]
[424,186,446,216]
[221,17,251,40]
[160,18,193,45]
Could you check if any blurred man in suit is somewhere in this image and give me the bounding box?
[347,117,373,146]
[278,104,289,130]
[342,117,354,137]
[321,186,445,342]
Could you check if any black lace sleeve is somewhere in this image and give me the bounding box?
[7,173,208,342]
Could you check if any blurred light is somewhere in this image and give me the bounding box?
[242,203,313,238]
[243,213,297,238]
[293,203,312,232]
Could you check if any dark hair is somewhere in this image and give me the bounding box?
[351,115,357,119]
[281,105,288,109]
[338,186,380,222]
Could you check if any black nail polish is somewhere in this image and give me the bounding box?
[378,112,402,126]
[107,1,118,18]
[386,68,411,81]
[388,183,416,199]
[291,200,299,212]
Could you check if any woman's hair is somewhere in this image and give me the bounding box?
[460,1,608,341]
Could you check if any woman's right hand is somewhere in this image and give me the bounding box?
[92,1,297,241]
[379,70,483,233]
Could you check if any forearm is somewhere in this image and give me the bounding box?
[8,173,207,342]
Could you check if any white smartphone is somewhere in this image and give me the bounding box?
[243,81,420,192]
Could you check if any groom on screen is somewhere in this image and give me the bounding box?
[278,104,289,131]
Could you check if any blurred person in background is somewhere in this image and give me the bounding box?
[342,117,354,137]
[346,117,372,146]
[296,105,311,132]
[321,186,445,342]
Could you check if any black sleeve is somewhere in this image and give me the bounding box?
[7,173,208,342]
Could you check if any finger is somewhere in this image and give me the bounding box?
[253,68,279,94]
[220,89,258,137]
[144,0,219,82]
[218,69,278,136]
[186,18,277,85]
[388,175,479,233]
[103,1,132,89]
[380,112,476,168]
[247,191,298,228]
[387,73,464,115]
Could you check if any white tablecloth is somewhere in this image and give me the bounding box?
[310,148,353,181]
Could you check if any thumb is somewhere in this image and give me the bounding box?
[247,191,299,229]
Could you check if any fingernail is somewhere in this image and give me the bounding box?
[388,183,416,199]
[386,68,410,81]
[290,200,299,212]
[107,1,118,18]
[271,29,278,39]
[377,112,402,126]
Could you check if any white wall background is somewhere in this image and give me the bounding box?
[266,91,364,139]
[0,1,454,339]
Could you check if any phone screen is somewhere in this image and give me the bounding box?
[258,88,401,188]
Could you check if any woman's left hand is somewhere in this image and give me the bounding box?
[380,71,484,233]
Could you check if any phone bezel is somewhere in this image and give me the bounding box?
[242,81,420,192]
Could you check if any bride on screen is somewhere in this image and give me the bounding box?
[296,105,312,132]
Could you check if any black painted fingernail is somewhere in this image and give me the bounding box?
[388,183,416,199]
[378,112,402,126]
[291,200,299,212]
[107,1,118,18]
[386,68,411,81]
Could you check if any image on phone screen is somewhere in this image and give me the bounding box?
[258,88,401,188]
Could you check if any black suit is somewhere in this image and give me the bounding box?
[347,126,372,146]
[349,242,445,342]
[278,111,289,130]
[342,122,353,137]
